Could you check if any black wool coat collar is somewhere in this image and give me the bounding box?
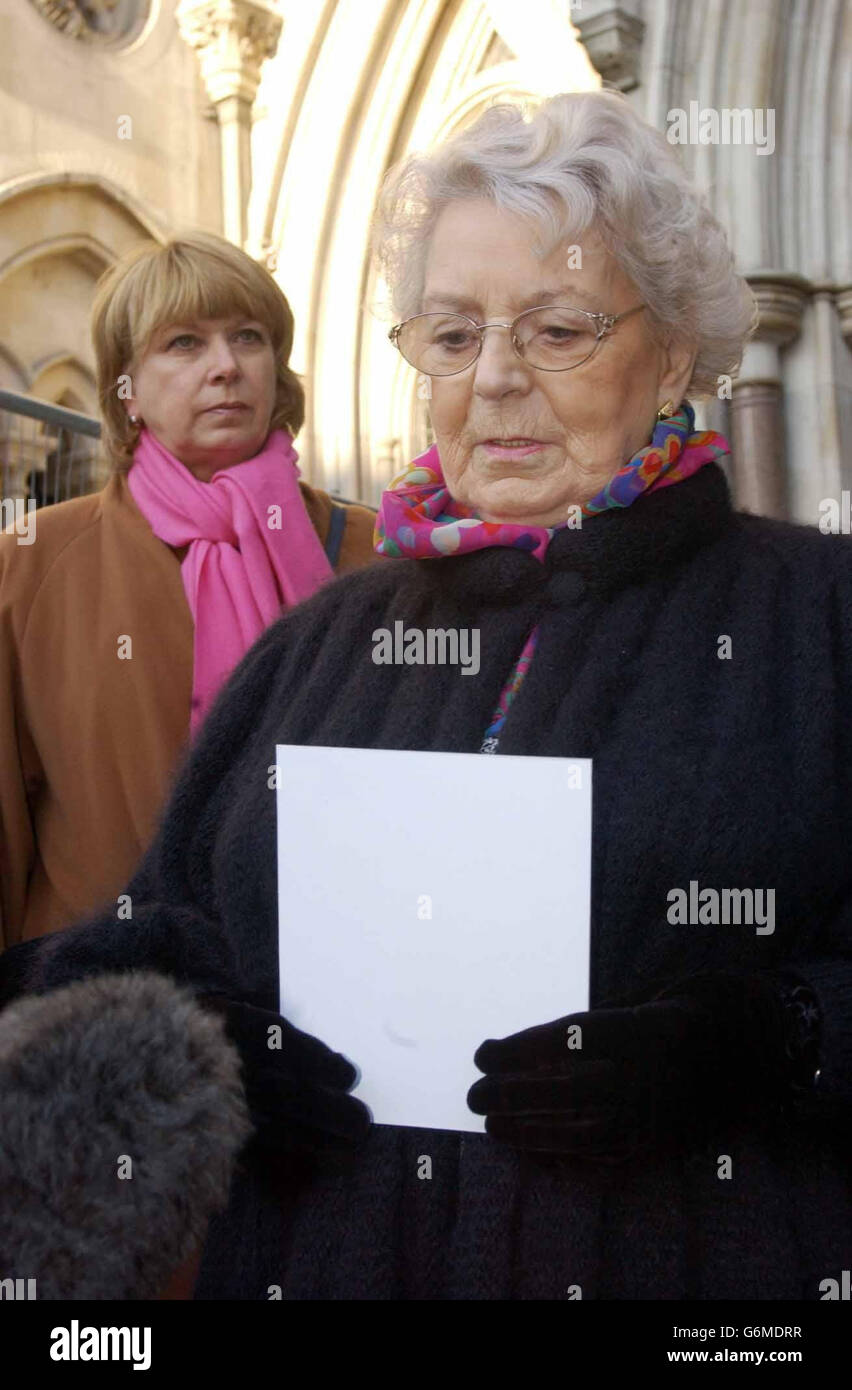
[415,462,735,605]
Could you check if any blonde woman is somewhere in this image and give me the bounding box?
[0,232,377,946]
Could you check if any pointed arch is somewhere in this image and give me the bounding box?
[0,174,164,429]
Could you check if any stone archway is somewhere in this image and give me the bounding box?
[0,175,162,409]
[637,0,852,521]
[0,175,163,496]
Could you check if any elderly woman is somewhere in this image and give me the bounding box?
[0,232,377,947]
[3,91,852,1302]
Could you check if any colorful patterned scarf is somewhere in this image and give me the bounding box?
[373,402,730,748]
[375,402,727,562]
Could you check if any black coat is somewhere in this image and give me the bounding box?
[6,462,852,1299]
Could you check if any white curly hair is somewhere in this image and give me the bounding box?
[371,90,757,398]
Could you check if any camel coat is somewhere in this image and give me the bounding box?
[0,469,378,947]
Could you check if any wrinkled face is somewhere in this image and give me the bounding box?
[422,198,693,525]
[123,315,278,480]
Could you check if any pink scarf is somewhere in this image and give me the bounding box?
[127,427,334,736]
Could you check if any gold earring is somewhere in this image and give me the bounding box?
[656,400,676,420]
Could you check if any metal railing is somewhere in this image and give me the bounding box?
[0,388,374,510]
[0,389,102,507]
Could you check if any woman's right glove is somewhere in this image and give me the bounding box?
[466,971,802,1163]
[199,995,371,1164]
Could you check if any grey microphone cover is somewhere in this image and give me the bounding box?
[0,971,252,1299]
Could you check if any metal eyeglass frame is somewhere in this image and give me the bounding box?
[388,302,646,376]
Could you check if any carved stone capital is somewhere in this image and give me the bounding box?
[176,0,282,106]
[746,272,810,347]
[573,4,644,93]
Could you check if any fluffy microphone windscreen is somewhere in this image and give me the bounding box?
[0,971,252,1299]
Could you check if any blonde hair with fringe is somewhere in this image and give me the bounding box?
[91,231,304,468]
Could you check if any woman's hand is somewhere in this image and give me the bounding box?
[200,996,372,1162]
[467,972,802,1163]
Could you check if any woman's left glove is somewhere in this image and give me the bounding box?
[467,971,805,1162]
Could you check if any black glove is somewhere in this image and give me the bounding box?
[467,972,805,1163]
[200,996,371,1163]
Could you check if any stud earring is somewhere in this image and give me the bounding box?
[129,414,141,426]
[656,400,676,420]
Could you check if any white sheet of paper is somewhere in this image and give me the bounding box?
[276,744,592,1133]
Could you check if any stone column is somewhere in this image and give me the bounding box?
[836,286,852,350]
[730,273,809,519]
[176,0,282,248]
